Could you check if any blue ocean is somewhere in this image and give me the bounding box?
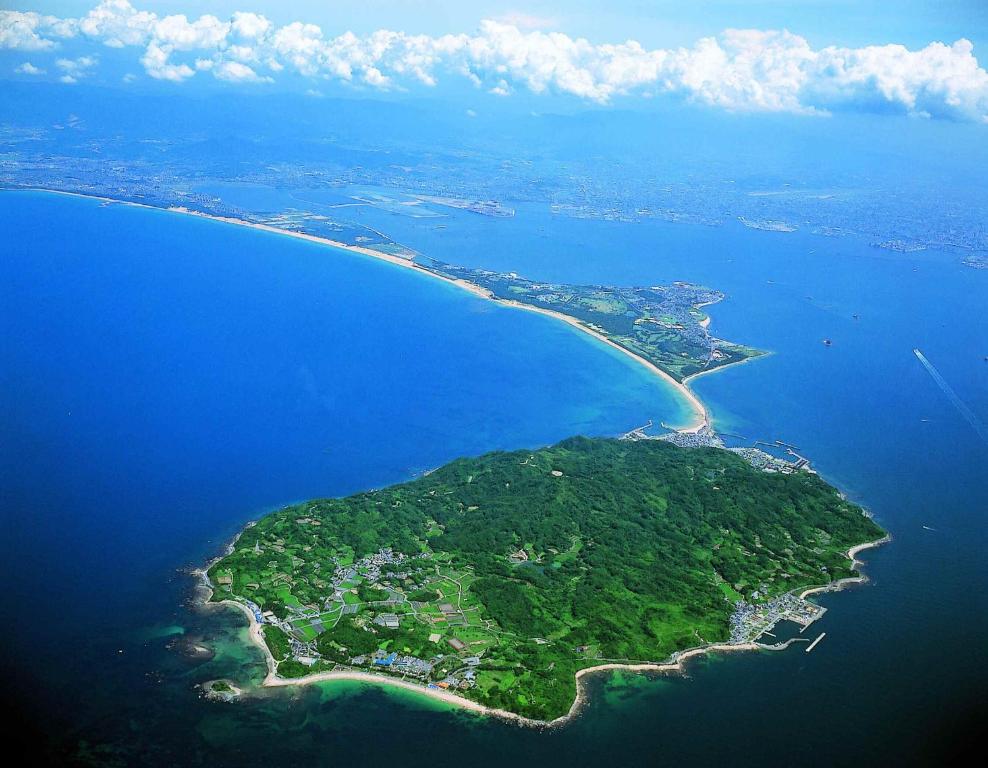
[1,189,985,766]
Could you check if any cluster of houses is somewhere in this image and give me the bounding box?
[649,428,810,475]
[227,546,485,688]
[346,645,482,691]
[727,447,807,474]
[730,593,827,643]
[365,650,434,677]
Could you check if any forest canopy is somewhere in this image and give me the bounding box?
[210,437,884,720]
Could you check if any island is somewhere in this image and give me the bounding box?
[204,436,885,724]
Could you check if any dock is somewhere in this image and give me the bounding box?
[622,419,654,440]
[805,632,826,653]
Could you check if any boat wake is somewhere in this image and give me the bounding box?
[913,348,988,446]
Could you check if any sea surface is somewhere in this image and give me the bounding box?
[1,188,986,766]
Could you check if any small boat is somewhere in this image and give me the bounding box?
[822,338,833,346]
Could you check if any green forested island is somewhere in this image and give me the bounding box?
[207,437,884,721]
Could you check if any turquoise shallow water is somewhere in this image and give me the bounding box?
[2,189,986,766]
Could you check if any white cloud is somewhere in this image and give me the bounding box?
[58,56,92,68]
[0,11,69,50]
[78,0,154,47]
[271,21,324,77]
[230,11,270,41]
[140,41,194,81]
[55,55,97,82]
[214,59,271,83]
[490,78,511,96]
[362,65,390,88]
[15,61,45,75]
[3,1,987,121]
[153,14,229,51]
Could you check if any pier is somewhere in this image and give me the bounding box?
[805,633,826,653]
[622,419,654,440]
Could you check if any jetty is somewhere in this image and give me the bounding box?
[805,633,826,653]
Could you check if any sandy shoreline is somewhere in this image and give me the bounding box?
[195,566,525,722]
[196,552,747,727]
[261,639,766,729]
[496,298,711,432]
[194,530,889,728]
[198,557,766,729]
[14,185,886,727]
[683,352,763,386]
[196,532,885,730]
[12,187,714,432]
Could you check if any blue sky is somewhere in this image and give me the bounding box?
[3,1,987,122]
[15,0,987,50]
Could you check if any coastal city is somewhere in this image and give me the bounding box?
[1,102,986,265]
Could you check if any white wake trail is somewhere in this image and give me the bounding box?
[913,348,988,446]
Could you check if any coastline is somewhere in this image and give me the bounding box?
[799,534,892,600]
[195,532,888,729]
[198,557,755,729]
[683,349,766,388]
[496,298,711,432]
[10,187,712,432]
[13,185,887,728]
